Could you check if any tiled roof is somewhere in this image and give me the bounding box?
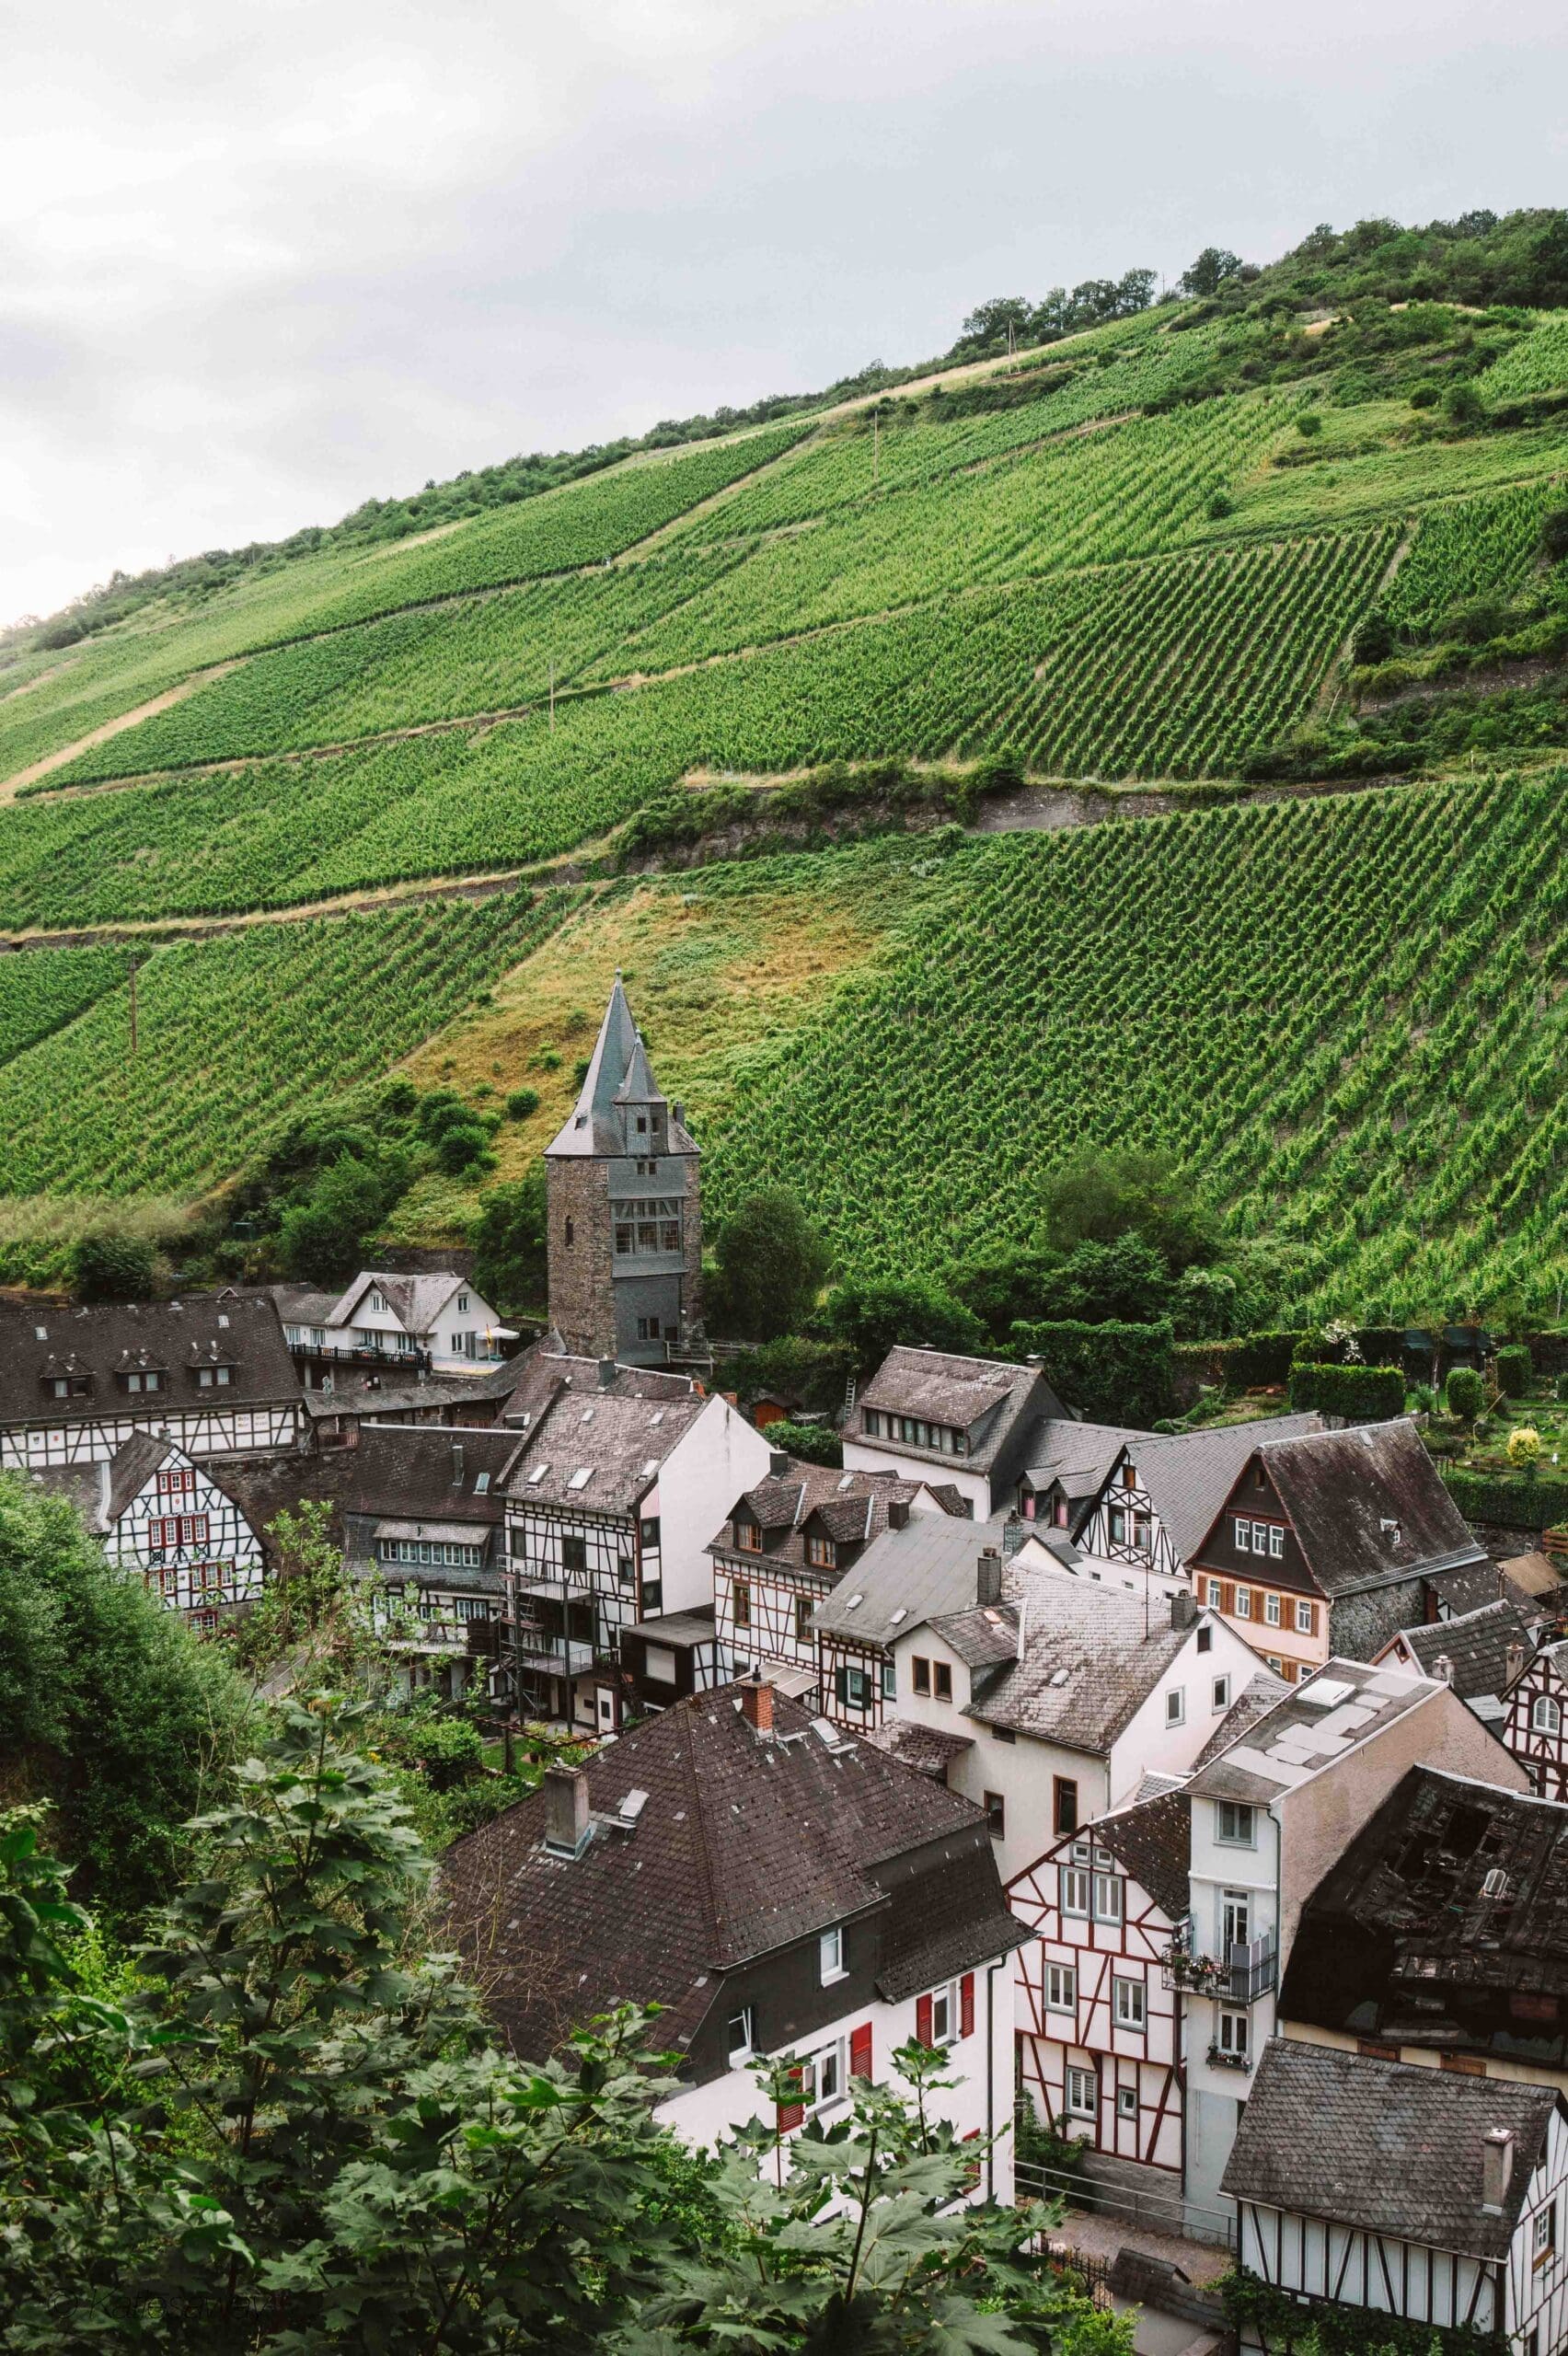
[1188,1669,1291,1770]
[1280,1766,1568,2064]
[865,1719,975,1778]
[440,1685,1017,2064]
[1222,2039,1559,2257]
[502,1388,709,1513]
[1023,1418,1146,1495]
[498,1345,698,1435]
[268,1284,340,1328]
[1112,1413,1325,1563]
[544,979,698,1161]
[854,1346,1064,1474]
[946,1576,1198,1754]
[812,1513,1015,1646]
[329,1270,467,1335]
[1187,1657,1435,1806]
[0,1292,301,1427]
[1390,1597,1539,1700]
[1250,1418,1488,1597]
[1090,1788,1192,1923]
[28,1463,109,1533]
[340,1426,524,1525]
[104,1429,174,1522]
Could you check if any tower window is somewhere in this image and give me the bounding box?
[564,1218,574,1247]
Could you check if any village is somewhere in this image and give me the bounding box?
[7,973,1568,2356]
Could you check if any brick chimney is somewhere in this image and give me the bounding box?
[887,1497,909,1530]
[543,1764,592,1857]
[769,1449,790,1478]
[740,1671,775,1737]
[450,1441,464,1487]
[1482,2127,1515,2214]
[1505,1641,1527,1689]
[1434,1653,1454,1685]
[976,1547,1003,1606]
[1170,1589,1198,1632]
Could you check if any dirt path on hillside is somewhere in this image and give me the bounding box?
[0,865,550,951]
[1,662,246,800]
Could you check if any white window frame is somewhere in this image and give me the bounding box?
[1534,1695,1562,1736]
[1264,1591,1282,1627]
[1092,1873,1124,1926]
[1216,1801,1256,1848]
[1216,2007,1250,2062]
[1221,1889,1251,1949]
[819,1925,847,1986]
[1212,1674,1231,1712]
[1060,1865,1091,1918]
[1235,1588,1252,1619]
[1115,2085,1137,2121]
[1233,1518,1251,1553]
[727,2006,755,2064]
[1295,1598,1313,1634]
[1064,2064,1097,2119]
[1164,1686,1185,1727]
[1044,1963,1077,2015]
[1534,2201,1556,2260]
[1269,1526,1285,1561]
[1206,1578,1223,1607]
[928,1981,959,2048]
[1113,1976,1146,2029]
[799,2037,847,2116]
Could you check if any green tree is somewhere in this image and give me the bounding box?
[1447,1364,1485,1422]
[824,1276,986,1372]
[471,1164,548,1311]
[1443,376,1486,428]
[1039,1149,1218,1273]
[711,1188,830,1340]
[68,1230,158,1301]
[276,1147,410,1285]
[1180,246,1243,297]
[0,1473,247,1923]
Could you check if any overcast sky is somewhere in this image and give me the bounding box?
[3,0,1563,625]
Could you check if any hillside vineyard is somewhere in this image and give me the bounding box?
[2,284,1567,1309]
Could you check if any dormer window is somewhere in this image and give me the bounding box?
[735,1519,763,1552]
[47,1375,90,1400]
[118,1369,165,1395]
[806,1534,836,1569]
[195,1365,234,1389]
[369,1291,386,1313]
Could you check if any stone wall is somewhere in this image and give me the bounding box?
[546,1159,616,1357]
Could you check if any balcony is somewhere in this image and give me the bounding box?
[513,1630,595,1679]
[1206,2041,1253,2073]
[1161,1920,1277,2004]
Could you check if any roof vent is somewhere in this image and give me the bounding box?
[617,1788,650,1826]
[1300,1675,1355,1709]
[769,1450,790,1478]
[811,1715,853,1753]
[1380,1518,1402,1544]
[1433,1652,1455,1686]
[887,1498,909,1530]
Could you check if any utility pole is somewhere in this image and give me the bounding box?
[128,953,138,1057]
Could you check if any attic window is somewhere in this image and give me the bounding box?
[525,1462,549,1484]
[33,1326,47,1342]
[569,1468,593,1491]
[474,1472,490,1494]
[369,1291,386,1313]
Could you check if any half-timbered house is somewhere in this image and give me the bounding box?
[1076,1415,1324,1615]
[1375,1596,1543,1753]
[502,1380,771,1734]
[709,1458,967,1688]
[338,1426,524,1699]
[440,1677,1024,2197]
[1505,1639,1568,1801]
[1223,2043,1568,2353]
[1010,1788,1189,2200]
[1186,1419,1492,1684]
[842,1348,1066,1518]
[36,1432,265,1632]
[0,1294,305,1471]
[810,1513,1016,1736]
[273,1271,514,1379]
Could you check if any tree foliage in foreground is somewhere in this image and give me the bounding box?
[0,1695,1122,2354]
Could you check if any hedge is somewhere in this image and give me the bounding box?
[1495,1343,1533,1397]
[1286,1361,1406,1423]
[760,1418,844,1470]
[1174,1330,1304,1389]
[1442,1464,1568,1531]
[1220,2269,1505,2356]
[1009,1318,1172,1426]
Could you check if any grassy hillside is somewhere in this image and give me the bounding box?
[2,228,1567,1311]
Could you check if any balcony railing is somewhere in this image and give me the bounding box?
[1206,2041,1253,2072]
[513,1632,594,1678]
[1161,1920,1277,2004]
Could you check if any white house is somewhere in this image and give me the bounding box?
[37,1431,265,1633]
[440,1679,1024,2201]
[1224,2043,1568,2353]
[273,1271,514,1377]
[840,1347,1066,1517]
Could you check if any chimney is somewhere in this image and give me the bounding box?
[887,1498,910,1530]
[1170,1589,1198,1632]
[543,1765,592,1858]
[598,1357,617,1390]
[1482,2127,1515,2215]
[1505,1641,1527,1689]
[673,1101,685,1127]
[977,1547,1004,1606]
[740,1671,774,1737]
[769,1449,790,1479]
[450,1441,465,1488]
[1433,1653,1454,1685]
[1002,1512,1027,1558]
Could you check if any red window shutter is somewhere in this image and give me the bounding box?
[917,1992,933,2046]
[961,1973,975,2038]
[776,2096,804,2132]
[960,2127,982,2189]
[849,2022,872,2081]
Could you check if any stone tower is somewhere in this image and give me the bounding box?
[544,976,702,1367]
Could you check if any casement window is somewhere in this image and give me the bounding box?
[1116,2085,1137,2121]
[732,1582,752,1629]
[1206,1578,1224,1608]
[1534,1696,1562,1736]
[1053,1498,1069,1529]
[1233,1517,1251,1553]
[735,1519,763,1552]
[1054,1777,1079,1836]
[795,1594,814,1641]
[1269,1527,1285,1560]
[1110,1509,1127,1545]
[881,1659,896,1700]
[1164,1687,1185,1727]
[640,1517,660,1551]
[1060,1865,1091,1919]
[369,1291,386,1314]
[984,1790,1006,1839]
[455,1293,470,1313]
[835,1664,873,1709]
[378,1538,482,1568]
[1217,1801,1256,1847]
[148,1514,210,1550]
[1196,1623,1213,1654]
[727,2007,755,2063]
[912,1656,931,1696]
[1064,2064,1097,2119]
[1113,1978,1146,2030]
[635,1317,663,1343]
[1295,1599,1315,1634]
[1264,1592,1282,1627]
[1044,1964,1077,2015]
[560,1536,589,1576]
[640,1579,663,1613]
[156,1467,196,1498]
[1265,1655,1285,1678]
[1212,1675,1231,1712]
[1235,1588,1252,1619]
[819,1926,847,1985]
[1093,1875,1123,1926]
[1216,2008,1250,2062]
[1122,1465,1138,1491]
[195,1365,233,1389]
[156,1565,178,1597]
[933,1661,953,1702]
[917,1973,974,2048]
[617,1554,635,1588]
[785,2038,846,2119]
[48,1375,91,1399]
[1221,1890,1251,1949]
[805,1534,836,1569]
[1533,2202,1557,2263]
[119,1369,164,1394]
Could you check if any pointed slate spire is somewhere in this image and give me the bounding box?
[613,1032,666,1109]
[548,973,643,1156]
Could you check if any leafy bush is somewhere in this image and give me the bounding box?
[1040,1149,1218,1273]
[1296,412,1323,438]
[761,1418,844,1468]
[470,1168,547,1311]
[68,1230,158,1302]
[1447,1365,1486,1421]
[503,1086,540,1120]
[823,1276,986,1373]
[732,1334,856,1416]
[277,1147,411,1285]
[1287,1361,1405,1422]
[1444,1465,1568,1529]
[1496,1342,1533,1395]
[1008,1318,1173,1426]
[1174,1329,1305,1389]
[710,1188,830,1341]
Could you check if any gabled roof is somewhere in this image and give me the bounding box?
[1280,1765,1568,2064]
[1223,2040,1559,2258]
[854,1346,1064,1474]
[1108,1413,1325,1563]
[1089,1787,1192,1923]
[340,1426,525,1525]
[440,1684,1021,2065]
[1023,1418,1146,1497]
[544,977,697,1160]
[0,1293,301,1427]
[1241,1418,1486,1597]
[713,1462,967,1579]
[502,1386,709,1513]
[1388,1597,1539,1701]
[104,1429,175,1521]
[499,1345,698,1433]
[268,1284,340,1329]
[1189,1669,1291,1769]
[1186,1657,1438,1807]
[940,1577,1203,1755]
[812,1513,1014,1646]
[328,1270,471,1335]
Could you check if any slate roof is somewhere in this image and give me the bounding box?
[340,1426,525,1526]
[865,1719,976,1778]
[1389,1597,1539,1700]
[105,1430,176,1520]
[544,978,698,1161]
[812,1512,1015,1646]
[1108,1413,1325,1563]
[329,1270,471,1335]
[1280,1766,1568,2066]
[1090,1787,1193,1923]
[502,1387,709,1513]
[28,1463,110,1532]
[1023,1419,1146,1498]
[440,1683,1020,2065]
[1429,1559,1517,1618]
[1243,1418,1487,1597]
[1222,2039,1559,2258]
[498,1345,698,1434]
[0,1292,301,1428]
[854,1346,1064,1474]
[206,1449,357,1564]
[1189,1669,1291,1770]
[1502,1552,1568,1602]
[1187,1657,1436,1806]
[941,1576,1200,1755]
[269,1284,340,1330]
[712,1463,960,1577]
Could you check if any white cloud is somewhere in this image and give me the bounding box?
[0,0,1562,620]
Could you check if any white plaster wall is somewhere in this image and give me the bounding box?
[1108,1616,1262,1800]
[842,1438,990,1515]
[660,1398,774,1618]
